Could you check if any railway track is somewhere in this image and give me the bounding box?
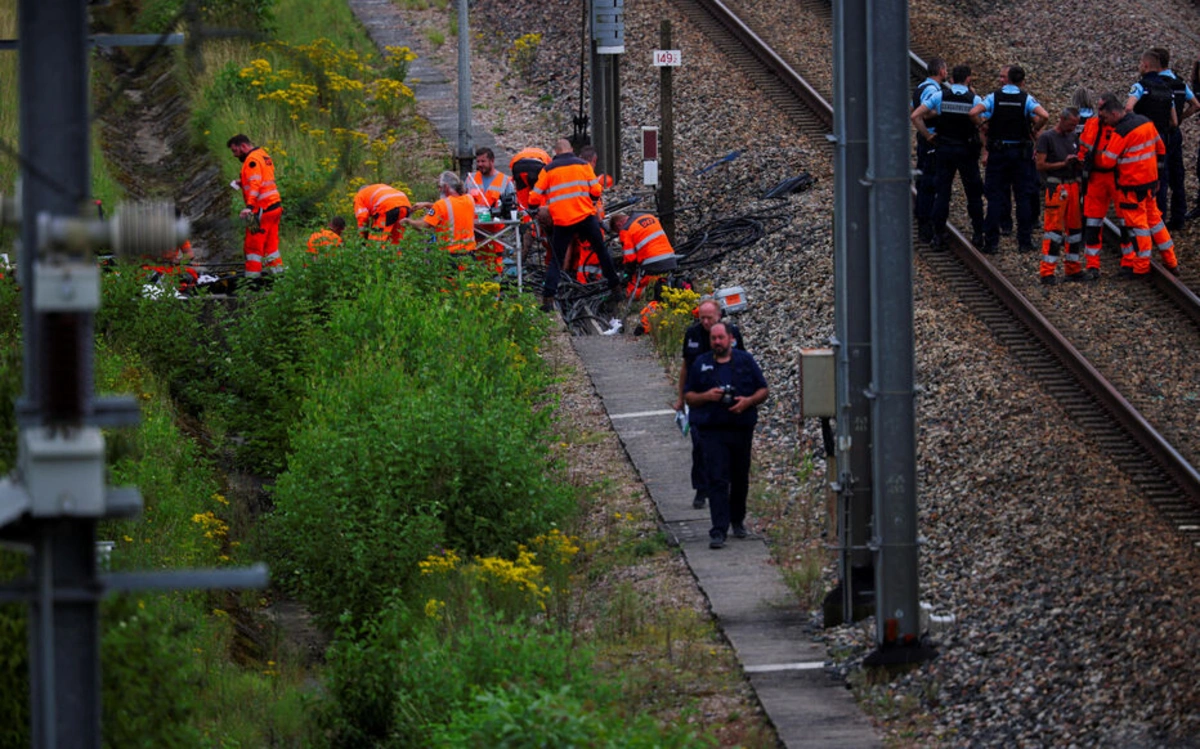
[679,0,1200,545]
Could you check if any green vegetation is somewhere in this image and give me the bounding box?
[0,2,15,193]
[0,0,780,743]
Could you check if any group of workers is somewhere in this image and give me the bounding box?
[211,132,682,308]
[911,48,1189,282]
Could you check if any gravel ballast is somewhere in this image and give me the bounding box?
[403,0,1200,744]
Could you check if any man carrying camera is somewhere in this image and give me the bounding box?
[685,322,769,550]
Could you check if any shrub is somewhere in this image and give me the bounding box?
[507,33,542,80]
[95,264,222,420]
[265,251,573,627]
[100,595,203,748]
[432,685,707,749]
[318,596,593,747]
[647,285,700,367]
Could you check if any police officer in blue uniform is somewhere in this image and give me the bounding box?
[913,58,948,245]
[1140,48,1198,228]
[685,322,768,550]
[912,64,984,248]
[675,300,746,510]
[970,65,1050,254]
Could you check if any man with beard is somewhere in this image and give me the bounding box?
[685,322,768,550]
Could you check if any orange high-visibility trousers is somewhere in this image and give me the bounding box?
[1082,171,1132,270]
[244,206,282,278]
[1143,194,1178,271]
[1039,182,1083,278]
[1117,188,1178,275]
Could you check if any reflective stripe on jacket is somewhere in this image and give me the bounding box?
[1096,113,1163,192]
[240,147,280,211]
[619,212,676,266]
[467,171,514,208]
[424,193,477,253]
[354,184,411,229]
[528,153,602,226]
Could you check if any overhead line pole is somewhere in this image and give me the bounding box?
[828,0,875,628]
[456,0,473,176]
[863,0,932,665]
[18,0,98,740]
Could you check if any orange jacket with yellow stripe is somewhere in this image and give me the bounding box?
[1095,112,1164,192]
[239,147,281,211]
[422,193,477,253]
[528,153,602,226]
[354,184,412,240]
[619,212,675,266]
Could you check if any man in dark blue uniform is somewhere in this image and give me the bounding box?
[911,64,985,248]
[912,58,948,244]
[969,65,1050,253]
[685,322,768,550]
[674,300,746,510]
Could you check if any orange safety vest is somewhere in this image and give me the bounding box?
[528,154,602,226]
[240,147,280,211]
[354,184,412,242]
[307,228,343,254]
[467,170,513,208]
[619,212,675,267]
[1095,113,1163,192]
[423,193,477,253]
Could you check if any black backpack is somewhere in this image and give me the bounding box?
[511,158,545,192]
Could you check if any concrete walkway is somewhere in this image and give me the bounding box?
[347,0,510,166]
[573,335,880,749]
[345,3,880,743]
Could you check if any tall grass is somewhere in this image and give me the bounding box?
[0,1,15,192]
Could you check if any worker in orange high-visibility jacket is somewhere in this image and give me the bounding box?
[611,211,678,300]
[306,216,346,255]
[142,240,198,293]
[528,139,622,311]
[1078,94,1134,277]
[1035,108,1084,284]
[354,183,412,244]
[566,145,611,284]
[227,134,283,279]
[1094,97,1179,277]
[510,146,553,263]
[404,171,477,260]
[509,146,551,213]
[468,147,517,274]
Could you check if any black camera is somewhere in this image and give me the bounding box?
[718,384,736,407]
[499,191,516,217]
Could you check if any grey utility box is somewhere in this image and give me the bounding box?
[799,348,836,418]
[23,426,106,516]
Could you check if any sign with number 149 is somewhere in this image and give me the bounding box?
[652,49,681,66]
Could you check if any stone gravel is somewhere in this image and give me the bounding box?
[427,0,1200,744]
